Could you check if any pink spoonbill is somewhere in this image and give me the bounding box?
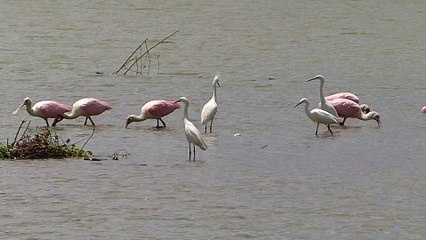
[176,97,207,161]
[325,92,371,113]
[12,97,71,127]
[328,98,381,126]
[54,98,111,126]
[294,97,340,136]
[125,100,180,128]
[201,75,221,133]
[421,106,426,113]
[307,75,339,117]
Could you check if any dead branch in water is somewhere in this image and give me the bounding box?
[113,30,179,76]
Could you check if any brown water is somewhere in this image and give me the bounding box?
[1,0,426,239]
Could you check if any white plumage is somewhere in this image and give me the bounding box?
[294,98,339,136]
[176,97,207,161]
[201,75,220,133]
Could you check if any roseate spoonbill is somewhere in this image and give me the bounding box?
[307,75,338,117]
[328,98,381,126]
[201,75,221,133]
[176,97,207,161]
[125,100,180,128]
[54,98,111,126]
[421,106,426,113]
[326,92,371,113]
[294,98,340,136]
[12,97,71,127]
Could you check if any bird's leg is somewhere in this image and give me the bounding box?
[45,119,50,127]
[315,123,319,136]
[188,143,192,161]
[204,124,207,133]
[209,119,214,133]
[340,118,347,126]
[156,119,160,128]
[193,144,196,161]
[159,118,166,128]
[327,124,334,135]
[88,117,95,126]
[84,117,88,125]
[52,117,64,127]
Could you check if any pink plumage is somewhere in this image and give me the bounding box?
[56,98,112,125]
[421,106,426,113]
[147,101,180,118]
[125,100,180,128]
[325,92,360,103]
[12,97,71,127]
[77,98,112,116]
[328,98,381,126]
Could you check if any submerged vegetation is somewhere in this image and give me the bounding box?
[0,121,93,160]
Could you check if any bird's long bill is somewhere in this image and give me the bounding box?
[12,103,25,115]
[294,102,303,108]
[217,81,221,87]
[376,118,382,127]
[307,77,316,82]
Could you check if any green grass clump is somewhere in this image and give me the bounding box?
[1,121,93,160]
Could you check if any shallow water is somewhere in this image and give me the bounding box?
[1,0,426,239]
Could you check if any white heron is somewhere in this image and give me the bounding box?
[201,75,221,133]
[176,97,207,161]
[294,98,340,136]
[307,74,339,117]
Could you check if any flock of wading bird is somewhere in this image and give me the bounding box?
[21,73,426,159]
[12,75,221,161]
[295,74,381,136]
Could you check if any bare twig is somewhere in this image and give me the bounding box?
[81,125,95,150]
[123,30,179,75]
[113,38,148,74]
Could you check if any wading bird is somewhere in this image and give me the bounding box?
[328,98,381,126]
[307,74,338,117]
[176,97,207,161]
[294,98,340,136]
[125,100,180,128]
[54,98,111,126]
[201,75,221,133]
[12,97,71,127]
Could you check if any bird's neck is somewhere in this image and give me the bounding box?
[183,104,189,120]
[132,114,146,122]
[303,102,311,118]
[319,79,326,104]
[359,111,375,121]
[25,103,36,116]
[61,110,77,119]
[212,84,217,102]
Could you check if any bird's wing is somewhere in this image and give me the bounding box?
[311,109,339,124]
[37,101,72,118]
[201,100,217,124]
[329,99,359,118]
[185,122,207,150]
[148,101,180,117]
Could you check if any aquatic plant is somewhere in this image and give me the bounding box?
[0,121,93,160]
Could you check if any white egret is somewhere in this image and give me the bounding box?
[176,97,207,161]
[307,75,339,117]
[294,98,340,136]
[201,75,221,133]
